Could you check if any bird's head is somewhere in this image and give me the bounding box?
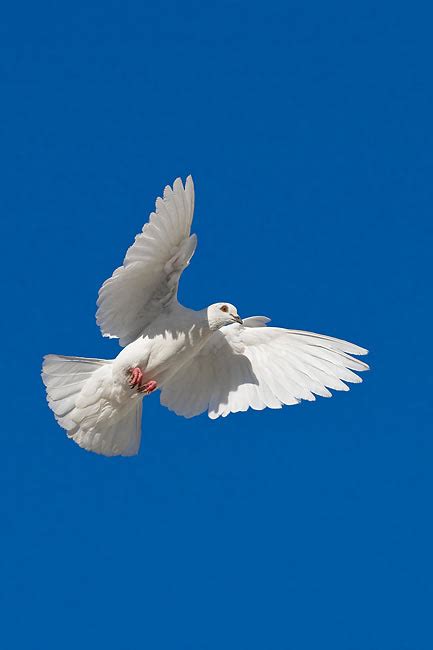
[207,303,243,330]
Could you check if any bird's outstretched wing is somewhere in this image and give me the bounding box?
[160,317,369,419]
[96,176,196,346]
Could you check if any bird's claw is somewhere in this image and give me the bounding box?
[128,368,157,394]
[138,380,158,395]
[128,367,143,389]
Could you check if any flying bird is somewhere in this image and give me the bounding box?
[42,177,369,457]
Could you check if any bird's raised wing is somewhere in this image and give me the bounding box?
[160,318,369,419]
[96,176,196,346]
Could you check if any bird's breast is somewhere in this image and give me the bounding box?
[112,323,211,389]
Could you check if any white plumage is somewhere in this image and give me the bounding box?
[161,325,368,419]
[96,176,197,346]
[42,176,369,457]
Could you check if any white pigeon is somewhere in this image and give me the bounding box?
[42,176,369,457]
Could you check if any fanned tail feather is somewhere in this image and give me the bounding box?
[41,355,142,457]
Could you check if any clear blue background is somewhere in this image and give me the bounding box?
[1,2,432,648]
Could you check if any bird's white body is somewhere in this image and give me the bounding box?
[113,305,212,391]
[42,176,369,457]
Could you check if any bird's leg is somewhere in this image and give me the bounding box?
[138,380,158,395]
[128,367,144,389]
[128,368,157,394]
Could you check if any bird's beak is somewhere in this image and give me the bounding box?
[233,315,243,325]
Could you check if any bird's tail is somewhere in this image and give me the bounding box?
[41,354,142,457]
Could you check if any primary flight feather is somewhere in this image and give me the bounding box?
[42,176,369,456]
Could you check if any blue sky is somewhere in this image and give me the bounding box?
[1,2,432,648]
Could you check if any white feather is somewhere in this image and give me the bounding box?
[42,355,142,456]
[160,325,369,419]
[43,176,369,456]
[96,176,196,346]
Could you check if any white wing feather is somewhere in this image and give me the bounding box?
[96,176,196,346]
[160,321,369,419]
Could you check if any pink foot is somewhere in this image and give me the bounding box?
[139,380,158,395]
[128,367,143,389]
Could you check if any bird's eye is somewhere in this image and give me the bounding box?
[220,305,229,313]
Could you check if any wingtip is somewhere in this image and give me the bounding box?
[173,177,183,191]
[171,175,194,193]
